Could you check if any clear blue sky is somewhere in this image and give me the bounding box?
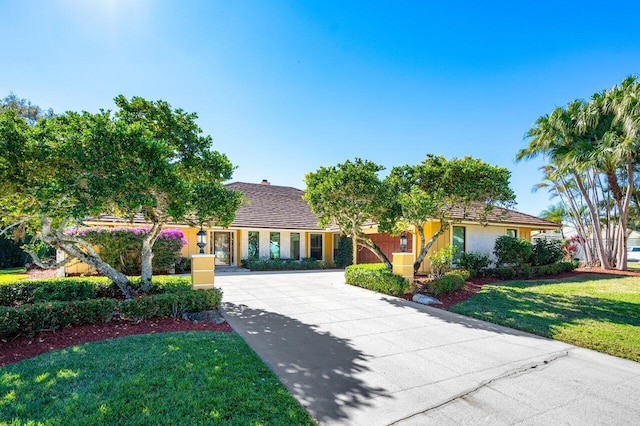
[2,0,639,216]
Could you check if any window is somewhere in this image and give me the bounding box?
[290,233,300,260]
[507,229,518,238]
[452,226,465,263]
[248,231,259,259]
[333,234,340,260]
[310,234,323,260]
[270,232,280,259]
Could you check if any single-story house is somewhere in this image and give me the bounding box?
[64,180,560,275]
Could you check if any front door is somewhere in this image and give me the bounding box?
[212,232,234,266]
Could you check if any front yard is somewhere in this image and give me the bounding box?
[451,274,640,362]
[0,332,315,425]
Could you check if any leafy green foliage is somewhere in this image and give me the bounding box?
[458,251,492,276]
[240,257,329,271]
[426,245,457,278]
[0,299,116,339]
[425,270,467,296]
[530,238,563,266]
[119,289,222,321]
[493,236,533,267]
[335,235,354,268]
[344,263,410,296]
[304,158,393,268]
[0,332,316,424]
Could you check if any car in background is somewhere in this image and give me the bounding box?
[627,246,640,262]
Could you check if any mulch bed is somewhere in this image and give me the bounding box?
[3,266,638,367]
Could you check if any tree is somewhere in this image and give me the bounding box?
[0,96,242,298]
[304,159,393,269]
[385,155,516,273]
[517,76,640,270]
[540,203,567,237]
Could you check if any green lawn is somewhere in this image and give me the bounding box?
[451,274,640,362]
[0,267,28,284]
[0,332,316,425]
[628,262,640,271]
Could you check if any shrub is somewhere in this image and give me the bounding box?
[0,299,116,339]
[119,289,223,321]
[530,239,563,266]
[426,245,458,278]
[241,257,327,271]
[334,236,353,268]
[31,280,97,302]
[77,227,187,274]
[494,236,532,267]
[457,252,492,274]
[491,267,517,280]
[175,257,191,273]
[534,261,576,276]
[425,271,466,296]
[344,263,409,296]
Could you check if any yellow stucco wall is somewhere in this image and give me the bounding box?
[416,222,451,275]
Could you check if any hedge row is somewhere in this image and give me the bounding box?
[344,263,410,296]
[0,276,193,307]
[241,257,330,271]
[0,289,222,339]
[470,261,578,280]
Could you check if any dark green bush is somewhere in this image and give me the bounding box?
[344,263,409,296]
[494,236,532,267]
[119,289,223,321]
[425,271,466,296]
[241,257,329,271]
[31,281,96,302]
[0,299,116,339]
[457,252,492,273]
[534,261,576,276]
[530,239,563,266]
[491,267,517,280]
[335,236,353,268]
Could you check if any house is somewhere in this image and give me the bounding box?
[64,180,560,275]
[356,205,561,274]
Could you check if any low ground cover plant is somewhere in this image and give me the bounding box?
[0,332,315,425]
[424,270,469,296]
[345,263,410,296]
[451,274,640,362]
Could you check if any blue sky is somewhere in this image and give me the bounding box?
[2,0,639,216]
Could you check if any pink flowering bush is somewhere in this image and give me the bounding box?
[77,227,187,275]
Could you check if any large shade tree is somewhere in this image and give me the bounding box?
[384,155,516,273]
[0,96,242,298]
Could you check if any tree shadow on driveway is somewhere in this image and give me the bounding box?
[223,302,392,424]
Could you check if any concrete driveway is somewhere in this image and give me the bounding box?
[217,270,640,425]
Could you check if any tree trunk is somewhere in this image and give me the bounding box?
[139,221,164,294]
[413,221,449,274]
[40,216,134,299]
[574,171,611,269]
[355,231,392,270]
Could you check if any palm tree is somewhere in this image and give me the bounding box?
[540,203,567,238]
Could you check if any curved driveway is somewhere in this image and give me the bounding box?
[217,270,640,425]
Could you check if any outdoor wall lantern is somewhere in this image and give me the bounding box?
[400,232,407,253]
[196,226,207,254]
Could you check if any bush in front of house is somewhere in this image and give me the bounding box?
[425,270,467,296]
[457,251,492,277]
[334,236,354,268]
[426,245,458,278]
[494,236,532,267]
[76,227,187,274]
[118,289,222,321]
[241,257,330,271]
[0,299,117,339]
[529,238,563,266]
[344,263,409,296]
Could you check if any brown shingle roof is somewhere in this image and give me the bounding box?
[448,204,560,228]
[226,182,323,230]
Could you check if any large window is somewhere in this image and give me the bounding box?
[290,233,300,260]
[452,226,466,263]
[248,231,259,259]
[310,234,323,260]
[270,232,280,259]
[507,229,518,238]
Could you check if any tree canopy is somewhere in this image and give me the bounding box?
[0,95,242,297]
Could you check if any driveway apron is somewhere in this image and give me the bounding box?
[217,270,640,425]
